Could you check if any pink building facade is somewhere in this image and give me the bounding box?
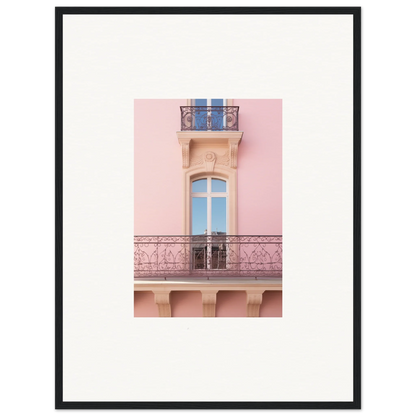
[134,99,282,317]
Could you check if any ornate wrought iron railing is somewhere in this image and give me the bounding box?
[180,106,239,131]
[134,235,282,279]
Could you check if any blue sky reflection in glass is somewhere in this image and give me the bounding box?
[192,179,207,193]
[212,179,226,192]
[212,197,226,234]
[192,197,207,235]
[194,99,224,131]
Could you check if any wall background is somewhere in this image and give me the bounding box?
[235,99,282,235]
[134,99,184,235]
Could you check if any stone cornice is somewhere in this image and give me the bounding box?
[134,279,282,292]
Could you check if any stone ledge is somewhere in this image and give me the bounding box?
[134,279,282,292]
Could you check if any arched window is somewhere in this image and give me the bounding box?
[191,177,228,270]
[182,166,237,236]
[191,177,227,235]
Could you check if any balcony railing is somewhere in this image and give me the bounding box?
[134,235,282,279]
[180,106,239,131]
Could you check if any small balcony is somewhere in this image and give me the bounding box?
[180,106,239,131]
[134,235,282,280]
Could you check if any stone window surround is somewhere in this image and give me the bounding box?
[177,131,243,236]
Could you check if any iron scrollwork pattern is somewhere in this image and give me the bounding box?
[134,235,282,279]
[180,106,239,131]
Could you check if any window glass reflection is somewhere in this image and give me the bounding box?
[192,197,207,235]
[192,179,207,193]
[212,179,226,192]
[211,197,226,234]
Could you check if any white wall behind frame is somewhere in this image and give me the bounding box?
[63,14,353,401]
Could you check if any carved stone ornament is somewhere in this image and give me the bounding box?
[177,132,242,170]
[204,151,216,172]
[190,150,230,169]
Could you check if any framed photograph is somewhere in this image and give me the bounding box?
[56,7,361,409]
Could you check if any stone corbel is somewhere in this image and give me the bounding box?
[201,290,218,317]
[153,290,171,317]
[228,138,241,169]
[246,290,265,317]
[178,138,192,168]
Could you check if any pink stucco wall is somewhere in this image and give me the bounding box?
[234,99,282,235]
[134,99,184,235]
[260,291,283,317]
[134,99,282,235]
[170,291,203,317]
[216,291,247,317]
[134,291,159,317]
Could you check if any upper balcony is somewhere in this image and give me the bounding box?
[134,235,282,280]
[180,106,239,131]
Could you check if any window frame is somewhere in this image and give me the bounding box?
[191,177,228,236]
[183,165,237,236]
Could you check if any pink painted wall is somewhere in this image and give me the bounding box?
[260,291,283,317]
[216,291,282,317]
[134,99,184,235]
[216,291,247,317]
[170,291,203,317]
[134,99,282,236]
[134,291,159,317]
[234,99,282,235]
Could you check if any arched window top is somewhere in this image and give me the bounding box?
[192,179,207,193]
[212,178,226,192]
[191,177,227,194]
[191,177,227,236]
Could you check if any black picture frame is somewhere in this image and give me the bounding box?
[56,6,361,409]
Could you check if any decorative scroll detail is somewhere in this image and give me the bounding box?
[216,151,230,167]
[190,153,204,167]
[180,106,239,131]
[134,235,282,279]
[190,151,230,169]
